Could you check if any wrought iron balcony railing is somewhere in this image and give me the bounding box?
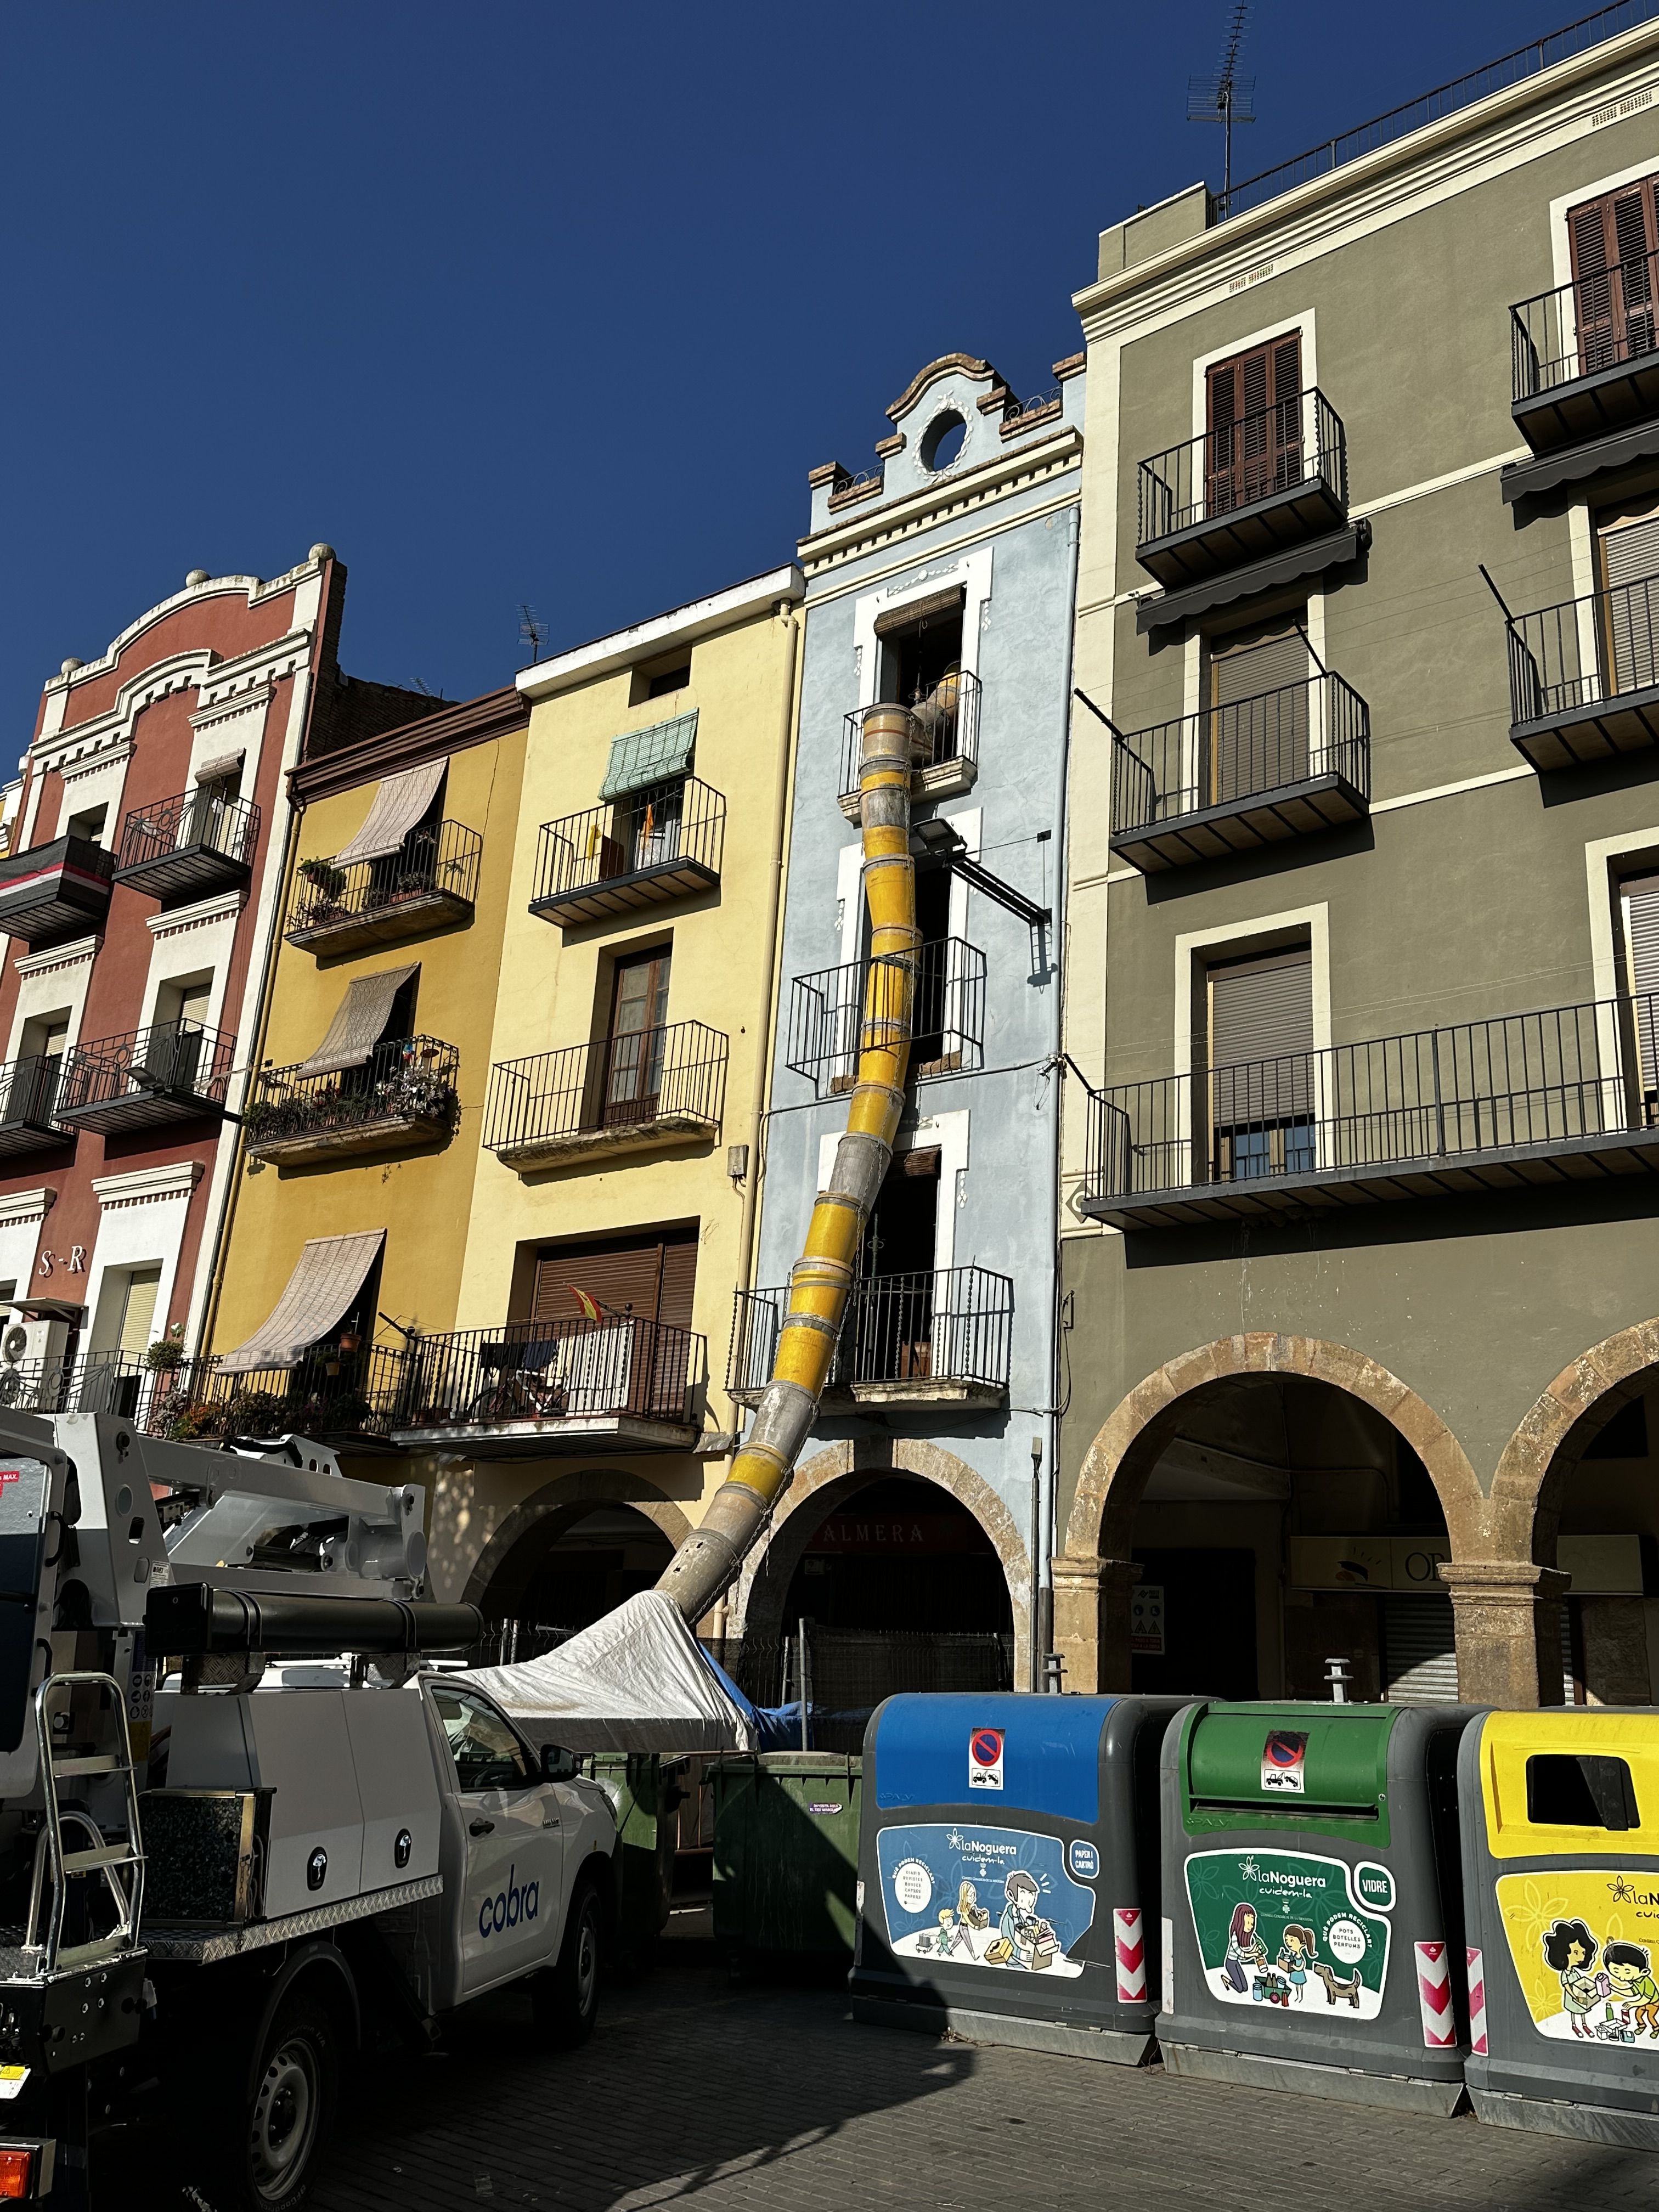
[1500,570,1659,769]
[71,1348,388,1443]
[114,787,261,902]
[0,1053,65,1156]
[1510,239,1659,448]
[369,1314,703,1444]
[483,1020,727,1164]
[530,776,724,926]
[1082,992,1659,1229]
[1109,670,1370,872]
[729,1266,1014,1401]
[838,672,981,805]
[1136,390,1347,585]
[786,939,986,1093]
[285,820,482,952]
[246,1034,460,1158]
[54,1021,235,1133]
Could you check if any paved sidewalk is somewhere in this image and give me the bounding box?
[301,1917,1659,2212]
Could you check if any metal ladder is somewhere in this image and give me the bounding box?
[24,1672,146,1976]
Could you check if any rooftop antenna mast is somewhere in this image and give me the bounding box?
[519,603,548,664]
[1188,3,1255,202]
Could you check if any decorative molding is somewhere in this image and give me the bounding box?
[191,681,272,731]
[799,429,1082,576]
[34,633,308,780]
[146,888,245,940]
[42,560,322,699]
[92,1160,204,1211]
[0,1188,54,1227]
[59,741,134,788]
[13,935,98,979]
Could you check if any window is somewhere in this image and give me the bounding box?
[148,975,213,1092]
[8,1014,68,1130]
[1205,332,1303,516]
[603,947,670,1125]
[853,1152,940,1381]
[1205,619,1312,804]
[529,1225,698,1330]
[1204,947,1315,1183]
[428,1685,533,1793]
[1526,1752,1639,1830]
[876,589,966,759]
[1618,873,1659,1115]
[1597,496,1659,699]
[65,804,107,848]
[187,771,242,855]
[1568,173,1659,377]
[630,652,693,706]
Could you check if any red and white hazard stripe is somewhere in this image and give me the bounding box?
[1415,1939,1455,2047]
[1114,1908,1146,2002]
[1466,1946,1487,2055]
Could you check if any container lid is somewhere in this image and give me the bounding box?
[1187,1703,1397,1816]
[1476,1708,1659,1859]
[872,1692,1114,1825]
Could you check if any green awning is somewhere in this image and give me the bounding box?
[599,711,698,802]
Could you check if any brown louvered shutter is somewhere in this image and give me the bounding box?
[1208,948,1314,1127]
[1569,177,1659,375]
[1207,333,1302,515]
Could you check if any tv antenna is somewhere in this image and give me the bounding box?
[520,603,548,663]
[1188,3,1255,200]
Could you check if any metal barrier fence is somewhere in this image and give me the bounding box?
[483,1020,727,1153]
[1511,239,1659,404]
[531,776,724,906]
[364,1313,703,1434]
[786,938,986,1091]
[1137,388,1345,546]
[708,1629,1017,1752]
[729,1266,1014,1396]
[55,1022,236,1122]
[839,670,981,799]
[116,787,261,874]
[1504,572,1659,724]
[1086,992,1659,1204]
[1109,672,1370,836]
[249,1034,460,1146]
[286,819,482,936]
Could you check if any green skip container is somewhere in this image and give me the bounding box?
[713,1752,861,1968]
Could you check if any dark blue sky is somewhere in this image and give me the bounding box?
[0,2,1600,743]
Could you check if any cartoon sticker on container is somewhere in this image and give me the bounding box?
[876,1823,1094,1978]
[1186,1849,1391,2019]
[1496,1872,1659,2042]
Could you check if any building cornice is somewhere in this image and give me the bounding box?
[145,888,245,939]
[0,1188,54,1227]
[288,685,526,806]
[13,935,98,979]
[32,632,308,778]
[92,1160,204,1210]
[515,566,805,704]
[799,427,1082,577]
[43,556,324,701]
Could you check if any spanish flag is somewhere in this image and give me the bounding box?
[569,1286,603,1321]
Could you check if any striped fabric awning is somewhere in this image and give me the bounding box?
[297,965,417,1080]
[217,1229,384,1372]
[331,759,445,867]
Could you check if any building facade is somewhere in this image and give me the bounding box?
[1058,14,1659,1709]
[730,354,1084,1695]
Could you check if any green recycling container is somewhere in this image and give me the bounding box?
[713,1752,861,1965]
[589,1752,679,1961]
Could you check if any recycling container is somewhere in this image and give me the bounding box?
[1460,1708,1659,2147]
[1160,1699,1476,2113]
[851,1692,1189,2062]
[588,1752,678,1962]
[712,1751,861,1967]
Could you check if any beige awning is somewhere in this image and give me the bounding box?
[331,759,445,867]
[217,1230,384,1372]
[297,964,417,1079]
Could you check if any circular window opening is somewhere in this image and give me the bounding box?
[920,410,966,473]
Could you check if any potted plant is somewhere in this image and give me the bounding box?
[143,1323,186,1374]
[298,857,347,899]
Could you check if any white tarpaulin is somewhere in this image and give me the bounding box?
[454,1590,753,1753]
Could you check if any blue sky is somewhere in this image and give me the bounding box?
[0,2,1609,743]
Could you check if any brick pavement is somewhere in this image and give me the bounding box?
[289,1915,1659,2212]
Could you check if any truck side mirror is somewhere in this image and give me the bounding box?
[541,1743,580,1782]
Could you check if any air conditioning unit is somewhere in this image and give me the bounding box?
[0,1316,72,1409]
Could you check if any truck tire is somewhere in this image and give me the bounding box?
[227,1987,342,2211]
[532,1881,603,2048]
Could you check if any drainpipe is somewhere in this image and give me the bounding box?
[658,702,919,1621]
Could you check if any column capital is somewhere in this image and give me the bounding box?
[1440,1560,1571,1599]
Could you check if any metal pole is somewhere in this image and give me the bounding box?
[798,1616,809,1752]
[1030,1437,1043,1694]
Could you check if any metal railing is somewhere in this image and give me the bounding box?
[729,1266,1014,1396]
[532,776,724,906]
[56,1021,235,1119]
[286,819,482,937]
[0,1053,64,1138]
[1110,672,1370,836]
[839,671,981,800]
[1085,992,1659,1206]
[247,1034,460,1147]
[1512,240,1659,404]
[116,787,260,874]
[1137,390,1346,547]
[483,1020,727,1154]
[1503,571,1659,725]
[73,1348,390,1441]
[366,1313,703,1433]
[1214,2,1659,222]
[786,938,986,1091]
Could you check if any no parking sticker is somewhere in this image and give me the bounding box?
[968,1727,1005,1792]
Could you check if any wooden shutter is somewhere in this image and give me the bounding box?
[1569,176,1659,374]
[532,1227,698,1326]
[1206,333,1302,514]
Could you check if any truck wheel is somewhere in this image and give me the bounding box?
[532,1883,603,2048]
[236,1989,340,2210]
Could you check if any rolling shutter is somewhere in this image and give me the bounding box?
[331,760,446,867]
[1210,621,1311,706]
[1568,176,1659,375]
[1620,874,1659,1099]
[1209,947,1313,1126]
[1207,622,1311,804]
[1599,501,1659,699]
[532,1227,699,1327]
[1382,1596,1458,1705]
[873,585,965,637]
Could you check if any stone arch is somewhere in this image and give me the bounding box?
[731,1436,1032,1685]
[460,1468,692,1614]
[1490,1316,1659,1566]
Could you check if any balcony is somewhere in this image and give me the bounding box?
[729,1266,1013,1411]
[786,939,986,1096]
[245,1034,460,1166]
[1501,573,1659,770]
[54,1022,235,1136]
[112,789,259,904]
[1108,670,1370,873]
[1136,390,1350,603]
[71,1348,391,1447]
[1508,246,1659,482]
[483,1020,727,1173]
[1081,994,1659,1232]
[838,675,981,820]
[0,834,115,947]
[0,1054,66,1158]
[373,1314,704,1458]
[284,821,481,956]
[529,776,724,927]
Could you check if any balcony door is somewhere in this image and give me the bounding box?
[1205,332,1302,518]
[1204,947,1314,1185]
[1205,621,1311,807]
[529,1227,697,1419]
[1568,173,1658,379]
[853,1153,939,1383]
[603,949,671,1126]
[6,1017,66,1132]
[1598,499,1659,701]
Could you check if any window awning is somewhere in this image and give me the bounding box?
[331,759,446,867]
[297,964,417,1078]
[599,712,697,803]
[217,1229,384,1373]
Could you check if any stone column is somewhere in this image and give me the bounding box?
[1051,1555,1140,1693]
[1441,1561,1571,1707]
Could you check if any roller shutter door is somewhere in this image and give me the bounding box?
[532,1227,698,1328]
[1382,1596,1459,1706]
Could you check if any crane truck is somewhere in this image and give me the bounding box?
[0,1407,620,2211]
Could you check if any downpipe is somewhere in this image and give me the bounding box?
[656,703,918,1621]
